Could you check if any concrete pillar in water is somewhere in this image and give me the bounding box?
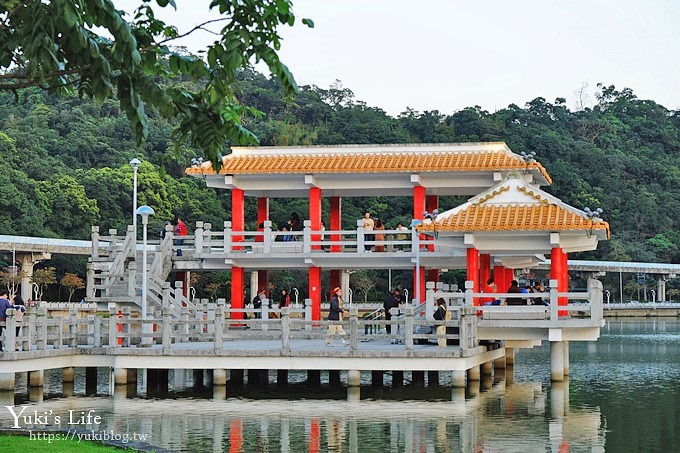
[481,360,493,376]
[29,386,43,402]
[391,370,404,386]
[28,370,44,387]
[467,378,480,398]
[347,370,361,387]
[347,386,360,401]
[550,341,565,381]
[494,352,507,370]
[451,370,466,388]
[480,375,493,391]
[213,369,227,386]
[427,371,439,387]
[63,382,74,398]
[371,370,383,386]
[563,341,570,376]
[329,370,341,385]
[0,373,15,390]
[506,365,515,384]
[277,369,288,386]
[506,347,515,366]
[451,387,466,404]
[85,367,97,395]
[467,366,480,382]
[113,368,128,385]
[62,367,75,383]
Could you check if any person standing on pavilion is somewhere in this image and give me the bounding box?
[362,212,375,251]
[326,287,348,346]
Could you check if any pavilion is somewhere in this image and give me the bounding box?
[186,142,607,319]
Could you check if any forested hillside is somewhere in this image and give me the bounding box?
[1,69,679,299]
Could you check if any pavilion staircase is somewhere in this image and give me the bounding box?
[87,226,197,317]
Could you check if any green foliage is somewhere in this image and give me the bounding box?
[0,0,313,170]
[1,64,680,296]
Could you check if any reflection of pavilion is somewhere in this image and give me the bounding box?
[0,376,604,452]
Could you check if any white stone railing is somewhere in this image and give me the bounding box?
[0,303,479,355]
[165,220,435,257]
[424,278,604,325]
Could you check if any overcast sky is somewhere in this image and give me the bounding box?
[123,0,680,116]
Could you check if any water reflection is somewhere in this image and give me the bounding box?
[0,376,605,452]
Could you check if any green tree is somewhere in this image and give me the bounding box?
[1,0,313,169]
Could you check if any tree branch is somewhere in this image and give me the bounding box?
[156,17,229,45]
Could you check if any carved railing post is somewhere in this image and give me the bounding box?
[281,306,290,351]
[5,309,16,352]
[349,306,358,350]
[68,309,78,347]
[162,306,172,351]
[404,306,414,350]
[214,304,224,350]
[356,219,365,253]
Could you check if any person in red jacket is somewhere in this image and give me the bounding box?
[173,217,188,256]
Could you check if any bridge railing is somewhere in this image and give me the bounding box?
[424,278,604,325]
[1,303,479,355]
[165,220,436,258]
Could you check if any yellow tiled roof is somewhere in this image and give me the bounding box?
[186,150,552,184]
[419,205,610,238]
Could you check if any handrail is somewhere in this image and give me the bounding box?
[0,305,479,355]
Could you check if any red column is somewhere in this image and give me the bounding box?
[480,254,491,288]
[413,186,426,302]
[562,250,569,311]
[329,197,342,298]
[552,247,568,315]
[231,188,244,249]
[413,186,426,220]
[494,265,506,294]
[310,187,322,251]
[467,247,480,305]
[257,197,269,229]
[330,196,341,253]
[231,267,244,320]
[309,266,321,320]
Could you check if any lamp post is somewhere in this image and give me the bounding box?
[130,158,141,233]
[410,219,423,305]
[136,205,154,345]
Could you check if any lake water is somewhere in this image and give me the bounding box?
[1,319,678,452]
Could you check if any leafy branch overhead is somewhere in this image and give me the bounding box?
[0,0,313,170]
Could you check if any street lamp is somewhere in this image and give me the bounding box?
[130,158,141,233]
[410,219,423,305]
[136,205,154,345]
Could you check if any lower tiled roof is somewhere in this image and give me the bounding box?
[420,205,610,238]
